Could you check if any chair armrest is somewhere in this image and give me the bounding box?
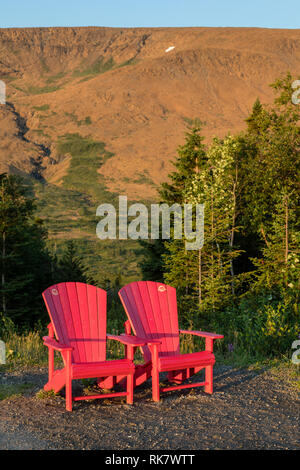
[180,330,223,354]
[43,336,73,352]
[180,330,223,340]
[107,334,161,347]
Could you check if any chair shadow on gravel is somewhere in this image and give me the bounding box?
[105,367,265,403]
[213,367,265,393]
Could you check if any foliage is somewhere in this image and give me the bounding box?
[0,174,53,327]
[251,191,300,295]
[213,292,299,357]
[159,120,207,204]
[138,238,166,282]
[56,240,92,284]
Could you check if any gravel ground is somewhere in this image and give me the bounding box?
[0,365,299,450]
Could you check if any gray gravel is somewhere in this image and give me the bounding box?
[0,365,299,450]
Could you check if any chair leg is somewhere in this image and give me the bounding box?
[204,365,213,394]
[125,344,134,404]
[149,344,160,402]
[126,374,134,405]
[152,369,160,402]
[65,352,72,411]
[48,347,54,383]
[65,378,72,411]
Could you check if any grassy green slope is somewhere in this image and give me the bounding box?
[34,133,144,285]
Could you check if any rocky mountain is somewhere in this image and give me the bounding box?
[1,26,300,280]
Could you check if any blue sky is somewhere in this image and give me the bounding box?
[0,1,299,29]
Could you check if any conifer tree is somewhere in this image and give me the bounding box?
[0,173,52,327]
[252,191,300,295]
[57,240,90,284]
[159,120,207,204]
[243,72,300,234]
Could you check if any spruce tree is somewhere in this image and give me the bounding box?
[159,120,207,204]
[0,173,53,327]
[243,72,300,233]
[57,240,90,283]
[252,191,300,295]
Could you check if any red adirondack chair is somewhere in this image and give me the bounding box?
[119,281,224,402]
[42,282,150,411]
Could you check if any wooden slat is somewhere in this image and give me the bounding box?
[96,286,107,362]
[43,286,66,345]
[73,392,127,401]
[76,283,92,362]
[160,381,207,392]
[130,282,155,362]
[156,282,179,356]
[166,284,180,355]
[147,281,175,357]
[66,283,86,363]
[158,351,215,371]
[120,285,151,361]
[144,282,167,356]
[72,359,134,378]
[138,282,161,345]
[57,282,80,362]
[87,283,100,362]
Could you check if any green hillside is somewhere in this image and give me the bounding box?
[33,133,145,285]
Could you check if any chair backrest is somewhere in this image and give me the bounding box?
[119,281,180,362]
[42,282,107,364]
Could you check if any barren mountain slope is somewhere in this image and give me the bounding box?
[1,27,300,200]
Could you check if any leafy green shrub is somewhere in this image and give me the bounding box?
[213,292,299,358]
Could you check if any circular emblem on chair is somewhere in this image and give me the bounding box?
[51,288,59,296]
[158,285,166,292]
